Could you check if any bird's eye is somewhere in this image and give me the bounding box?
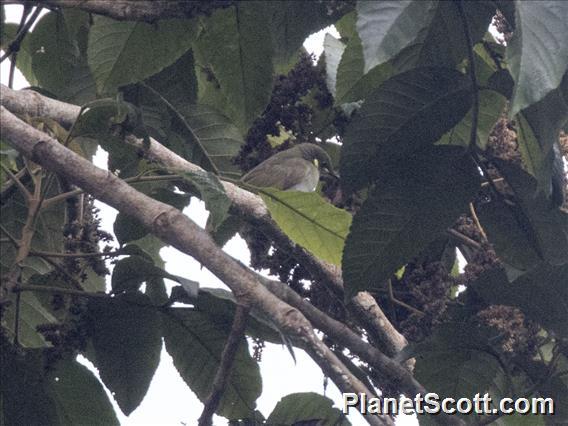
[313,158,319,167]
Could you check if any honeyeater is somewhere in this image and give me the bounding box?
[241,143,337,191]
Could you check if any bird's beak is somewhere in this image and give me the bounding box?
[323,168,340,180]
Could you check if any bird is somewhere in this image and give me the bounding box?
[241,143,337,192]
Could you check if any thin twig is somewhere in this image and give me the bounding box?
[0,224,20,247]
[469,202,488,242]
[198,305,250,426]
[0,6,42,63]
[387,280,424,317]
[1,162,31,201]
[446,228,482,250]
[43,174,182,206]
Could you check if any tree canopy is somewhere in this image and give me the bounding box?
[1,1,567,425]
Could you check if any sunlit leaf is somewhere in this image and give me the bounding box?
[260,189,352,266]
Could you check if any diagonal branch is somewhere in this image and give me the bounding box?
[1,105,391,426]
[0,84,407,367]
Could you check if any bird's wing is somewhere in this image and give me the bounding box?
[242,157,316,190]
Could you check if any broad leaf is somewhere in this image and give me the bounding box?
[88,293,162,415]
[1,292,57,348]
[122,84,245,177]
[173,287,283,344]
[260,189,352,266]
[356,0,437,72]
[357,1,494,73]
[193,2,274,132]
[335,30,394,105]
[438,89,506,149]
[496,161,568,266]
[88,16,197,95]
[415,347,506,424]
[341,67,473,191]
[342,147,480,298]
[163,308,262,419]
[266,1,348,73]
[0,23,37,85]
[144,49,198,108]
[516,73,568,200]
[179,170,231,231]
[26,11,95,104]
[507,1,568,115]
[323,34,346,97]
[0,348,59,425]
[472,264,568,339]
[267,392,350,425]
[111,255,198,297]
[477,199,541,271]
[46,359,119,425]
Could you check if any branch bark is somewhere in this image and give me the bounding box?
[0,84,407,365]
[1,105,391,426]
[22,0,234,23]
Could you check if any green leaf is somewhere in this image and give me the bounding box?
[472,264,568,339]
[163,308,262,420]
[516,73,568,199]
[207,213,244,248]
[28,12,77,94]
[187,287,283,344]
[88,293,161,415]
[496,161,568,266]
[0,23,37,86]
[122,84,245,177]
[438,88,506,149]
[1,291,57,348]
[193,2,274,132]
[0,348,60,425]
[111,255,198,296]
[323,34,346,98]
[46,359,119,425]
[340,67,473,191]
[266,1,346,73]
[342,147,480,298]
[87,16,197,95]
[357,1,495,73]
[144,48,198,108]
[507,1,568,115]
[179,170,231,231]
[267,392,350,425]
[407,323,510,425]
[334,30,394,105]
[356,0,438,72]
[111,256,165,293]
[172,102,247,178]
[260,189,352,266]
[477,198,541,271]
[27,11,96,104]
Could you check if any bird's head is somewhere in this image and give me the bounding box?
[296,143,338,179]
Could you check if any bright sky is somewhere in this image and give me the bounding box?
[1,6,418,425]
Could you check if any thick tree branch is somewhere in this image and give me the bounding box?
[20,0,234,23]
[0,84,407,364]
[199,305,249,426]
[1,105,390,426]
